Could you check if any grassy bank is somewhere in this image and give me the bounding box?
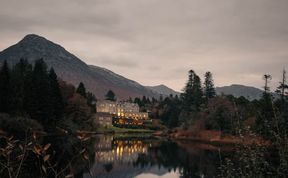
[96,126,154,134]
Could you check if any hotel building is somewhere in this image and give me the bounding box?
[96,100,150,126]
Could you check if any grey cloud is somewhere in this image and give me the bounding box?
[97,56,139,68]
[0,0,288,91]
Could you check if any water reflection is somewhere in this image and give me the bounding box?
[94,136,149,164]
[85,135,226,178]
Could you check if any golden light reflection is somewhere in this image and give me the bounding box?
[95,138,149,164]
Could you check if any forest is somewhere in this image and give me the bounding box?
[0,59,288,177]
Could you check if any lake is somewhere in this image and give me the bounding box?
[82,135,232,178]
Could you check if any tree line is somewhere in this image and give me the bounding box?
[133,69,288,138]
[0,59,96,133]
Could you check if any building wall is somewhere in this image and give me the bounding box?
[94,113,113,127]
[97,101,117,114]
[96,100,150,123]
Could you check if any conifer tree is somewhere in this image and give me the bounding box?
[182,70,203,112]
[105,90,116,101]
[204,71,216,100]
[192,74,203,110]
[275,69,288,133]
[25,59,51,126]
[49,68,64,123]
[0,60,10,113]
[276,69,288,102]
[10,59,32,114]
[182,70,195,111]
[76,82,87,98]
[256,74,274,138]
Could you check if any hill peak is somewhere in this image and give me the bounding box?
[23,34,45,40]
[0,34,159,99]
[20,34,52,45]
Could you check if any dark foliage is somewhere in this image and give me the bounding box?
[0,59,94,133]
[76,82,86,98]
[105,90,116,101]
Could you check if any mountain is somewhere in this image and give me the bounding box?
[0,34,157,99]
[146,84,180,97]
[216,84,264,100]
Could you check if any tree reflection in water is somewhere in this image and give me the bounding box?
[86,135,226,178]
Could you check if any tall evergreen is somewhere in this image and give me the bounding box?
[192,74,203,110]
[10,59,32,114]
[105,90,116,101]
[203,71,216,100]
[275,69,288,134]
[76,82,87,98]
[182,70,196,111]
[0,60,10,113]
[276,69,288,102]
[48,68,64,124]
[25,59,51,126]
[255,74,274,138]
[182,70,203,112]
[134,97,143,107]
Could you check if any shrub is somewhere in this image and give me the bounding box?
[0,114,43,136]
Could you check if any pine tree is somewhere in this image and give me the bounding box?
[0,60,10,113]
[276,69,288,102]
[142,96,148,105]
[179,70,204,126]
[192,74,203,110]
[182,70,195,111]
[105,90,116,101]
[182,70,203,112]
[76,82,87,98]
[204,71,216,100]
[25,59,51,126]
[255,74,274,138]
[275,69,288,134]
[48,68,64,124]
[10,59,32,114]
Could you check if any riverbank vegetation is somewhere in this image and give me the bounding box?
[134,68,288,177]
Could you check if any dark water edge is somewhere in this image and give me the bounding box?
[1,133,281,178]
[81,134,233,178]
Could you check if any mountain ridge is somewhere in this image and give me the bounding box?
[0,34,158,99]
[216,84,264,100]
[0,34,268,101]
[146,84,180,96]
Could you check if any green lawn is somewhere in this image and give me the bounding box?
[96,125,153,134]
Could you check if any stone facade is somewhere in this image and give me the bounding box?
[96,100,150,126]
[94,112,113,127]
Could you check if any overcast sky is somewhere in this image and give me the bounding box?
[0,0,287,91]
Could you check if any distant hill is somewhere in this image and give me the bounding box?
[147,84,266,100]
[0,34,158,99]
[216,84,264,100]
[146,85,180,97]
